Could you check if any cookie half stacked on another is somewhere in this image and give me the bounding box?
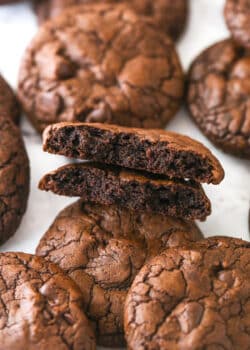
[39,122,224,221]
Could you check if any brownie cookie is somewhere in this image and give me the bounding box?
[18,3,184,133]
[0,116,29,245]
[187,39,250,158]
[43,122,224,184]
[0,252,96,350]
[34,0,188,40]
[36,199,203,346]
[125,236,250,350]
[39,162,211,221]
[0,74,20,124]
[225,0,250,49]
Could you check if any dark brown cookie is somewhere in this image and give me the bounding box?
[0,252,96,350]
[36,199,203,346]
[0,74,20,124]
[225,0,250,49]
[18,3,184,133]
[125,236,250,350]
[34,0,188,41]
[0,116,29,245]
[43,122,224,184]
[187,38,250,158]
[38,162,211,221]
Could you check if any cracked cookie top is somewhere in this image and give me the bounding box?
[124,236,250,350]
[18,3,184,133]
[225,0,250,49]
[0,75,20,124]
[36,199,203,347]
[34,0,188,41]
[0,252,96,350]
[0,116,29,245]
[187,39,250,158]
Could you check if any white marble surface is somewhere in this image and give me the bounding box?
[0,0,249,347]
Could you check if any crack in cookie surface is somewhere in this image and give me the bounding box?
[0,252,96,350]
[0,117,29,244]
[124,236,250,350]
[19,3,184,133]
[225,0,250,49]
[187,38,250,157]
[36,199,203,347]
[34,0,188,41]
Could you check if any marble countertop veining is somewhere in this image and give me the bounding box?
[0,1,249,348]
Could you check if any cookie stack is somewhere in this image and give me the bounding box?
[36,121,224,346]
[39,122,224,220]
[187,0,250,158]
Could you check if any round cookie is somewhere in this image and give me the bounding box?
[36,200,203,347]
[225,0,250,49]
[34,0,188,41]
[0,116,29,245]
[187,38,250,158]
[18,3,184,133]
[0,74,20,124]
[0,252,96,350]
[125,236,250,350]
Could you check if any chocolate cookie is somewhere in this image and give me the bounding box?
[187,39,250,158]
[0,116,29,244]
[39,162,211,221]
[36,199,203,346]
[18,3,184,133]
[34,0,188,40]
[125,236,250,350]
[0,252,96,350]
[225,0,250,49]
[43,122,224,184]
[0,74,20,124]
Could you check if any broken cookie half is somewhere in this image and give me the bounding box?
[40,122,224,221]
